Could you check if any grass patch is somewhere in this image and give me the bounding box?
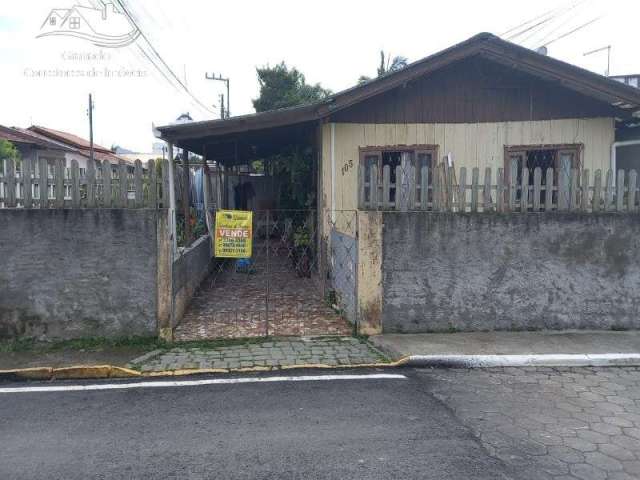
[0,335,290,354]
[0,336,166,354]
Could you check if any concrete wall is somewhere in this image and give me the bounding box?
[172,234,213,328]
[0,209,161,340]
[357,212,383,335]
[381,213,640,333]
[322,118,615,214]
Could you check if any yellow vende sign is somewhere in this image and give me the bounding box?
[214,210,253,258]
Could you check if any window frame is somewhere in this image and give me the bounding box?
[504,144,583,182]
[359,145,438,206]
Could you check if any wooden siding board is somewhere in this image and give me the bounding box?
[330,58,619,125]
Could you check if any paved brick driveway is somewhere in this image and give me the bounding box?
[174,242,352,341]
[418,367,640,480]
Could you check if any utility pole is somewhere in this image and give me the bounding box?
[219,93,225,119]
[205,72,230,118]
[584,45,611,77]
[88,94,94,164]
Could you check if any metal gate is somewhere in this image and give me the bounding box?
[173,209,358,340]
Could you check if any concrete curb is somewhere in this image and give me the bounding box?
[404,353,640,368]
[0,360,405,382]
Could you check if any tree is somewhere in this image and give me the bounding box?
[0,139,20,161]
[358,50,409,85]
[250,62,331,209]
[252,62,331,113]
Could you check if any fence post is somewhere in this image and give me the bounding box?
[71,159,80,208]
[558,168,569,211]
[544,168,554,211]
[420,166,429,210]
[483,167,492,212]
[581,169,590,212]
[507,166,516,212]
[471,167,479,213]
[616,170,625,212]
[86,158,95,208]
[378,165,386,210]
[593,170,602,212]
[446,166,455,212]
[496,168,504,213]
[147,160,157,208]
[5,158,16,207]
[55,158,64,208]
[532,167,541,212]
[628,170,638,213]
[520,167,529,212]
[605,169,614,212]
[23,156,32,208]
[103,161,112,207]
[39,157,48,208]
[568,168,578,211]
[358,164,366,209]
[432,166,440,212]
[118,160,128,208]
[407,164,416,211]
[134,160,143,208]
[394,165,402,211]
[458,167,466,212]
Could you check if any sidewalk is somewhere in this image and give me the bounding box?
[127,337,389,373]
[0,336,392,381]
[370,330,640,367]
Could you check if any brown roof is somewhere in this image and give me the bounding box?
[29,125,112,153]
[0,125,71,151]
[158,32,640,143]
[27,125,129,164]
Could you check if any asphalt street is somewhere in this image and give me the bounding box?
[4,366,639,480]
[0,369,512,480]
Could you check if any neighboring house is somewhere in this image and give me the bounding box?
[26,125,133,199]
[611,74,640,89]
[0,125,71,203]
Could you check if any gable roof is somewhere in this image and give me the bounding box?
[0,125,71,152]
[158,32,640,143]
[28,125,130,164]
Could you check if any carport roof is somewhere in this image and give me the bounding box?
[157,32,640,150]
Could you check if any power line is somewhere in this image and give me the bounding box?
[500,4,565,37]
[523,0,592,47]
[114,0,214,115]
[542,16,603,47]
[503,1,576,40]
[518,0,588,45]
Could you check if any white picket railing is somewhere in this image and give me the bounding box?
[0,157,170,209]
[359,165,639,213]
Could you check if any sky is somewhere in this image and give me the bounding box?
[0,0,638,153]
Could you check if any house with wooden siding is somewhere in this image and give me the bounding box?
[157,33,640,335]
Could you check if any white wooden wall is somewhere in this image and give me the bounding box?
[322,118,615,212]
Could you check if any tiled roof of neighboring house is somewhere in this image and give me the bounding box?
[0,125,71,151]
[27,125,130,164]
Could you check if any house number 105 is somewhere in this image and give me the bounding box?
[341,159,354,176]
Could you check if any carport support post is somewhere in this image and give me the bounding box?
[183,149,192,248]
[167,142,177,256]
